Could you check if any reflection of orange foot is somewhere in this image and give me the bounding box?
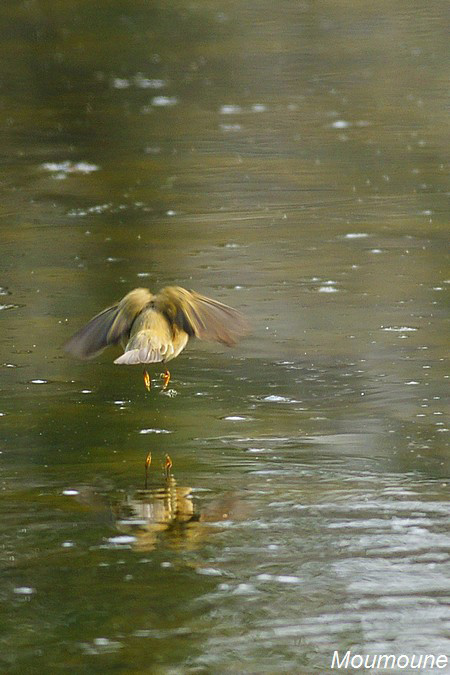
[145,452,152,488]
[164,454,173,478]
[161,369,171,390]
[143,369,151,392]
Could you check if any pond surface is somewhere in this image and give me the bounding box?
[0,1,448,673]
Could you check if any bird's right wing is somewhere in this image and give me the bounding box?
[155,286,249,347]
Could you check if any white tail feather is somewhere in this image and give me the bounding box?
[114,349,164,365]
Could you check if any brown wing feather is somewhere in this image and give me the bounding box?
[64,305,120,359]
[65,288,154,359]
[155,286,249,347]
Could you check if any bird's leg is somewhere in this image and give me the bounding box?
[143,369,151,392]
[164,454,173,479]
[144,452,152,489]
[161,369,171,390]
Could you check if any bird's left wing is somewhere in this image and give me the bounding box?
[65,288,154,358]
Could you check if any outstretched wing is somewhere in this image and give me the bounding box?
[64,304,121,359]
[65,288,154,359]
[155,286,249,347]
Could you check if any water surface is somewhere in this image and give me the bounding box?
[0,1,448,673]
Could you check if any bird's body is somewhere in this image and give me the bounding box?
[65,286,248,365]
[114,306,189,365]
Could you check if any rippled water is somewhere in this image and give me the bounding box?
[1,1,449,672]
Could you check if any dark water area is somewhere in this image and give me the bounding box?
[0,1,449,673]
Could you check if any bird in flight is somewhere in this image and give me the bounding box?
[64,286,248,368]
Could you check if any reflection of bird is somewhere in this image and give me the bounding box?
[110,454,254,552]
[115,477,198,552]
[65,286,248,365]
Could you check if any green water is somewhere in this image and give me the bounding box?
[1,1,448,673]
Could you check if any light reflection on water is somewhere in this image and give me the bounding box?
[0,0,449,672]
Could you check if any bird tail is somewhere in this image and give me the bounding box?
[114,329,174,365]
[114,348,164,365]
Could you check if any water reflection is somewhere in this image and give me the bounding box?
[114,465,199,552]
[111,456,252,553]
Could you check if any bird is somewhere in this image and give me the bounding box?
[64,286,248,366]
